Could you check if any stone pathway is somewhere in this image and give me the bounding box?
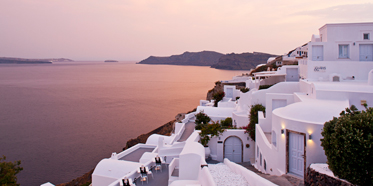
[238,162,304,186]
[283,174,304,186]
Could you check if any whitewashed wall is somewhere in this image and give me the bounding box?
[255,109,335,176]
[208,129,255,162]
[251,82,300,107]
[232,111,249,128]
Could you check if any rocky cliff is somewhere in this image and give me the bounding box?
[206,81,246,101]
[211,52,278,70]
[138,51,224,66]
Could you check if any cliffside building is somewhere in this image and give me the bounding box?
[87,22,373,186]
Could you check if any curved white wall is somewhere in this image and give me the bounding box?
[251,82,300,107]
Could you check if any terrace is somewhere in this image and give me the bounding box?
[119,148,155,162]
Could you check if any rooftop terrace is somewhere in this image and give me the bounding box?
[119,147,155,162]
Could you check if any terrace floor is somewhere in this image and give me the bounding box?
[177,121,196,142]
[134,164,169,186]
[119,147,155,162]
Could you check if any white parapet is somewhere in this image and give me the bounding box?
[224,158,278,186]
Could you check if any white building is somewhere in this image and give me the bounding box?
[253,22,373,178]
[86,22,373,186]
[282,44,308,62]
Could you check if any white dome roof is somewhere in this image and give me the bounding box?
[273,99,349,124]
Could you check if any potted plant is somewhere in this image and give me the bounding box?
[199,121,225,158]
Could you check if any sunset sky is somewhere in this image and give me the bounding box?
[0,0,372,61]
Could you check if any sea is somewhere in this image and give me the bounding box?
[0,61,248,185]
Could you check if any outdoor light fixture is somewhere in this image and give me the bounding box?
[309,134,312,140]
[281,129,285,134]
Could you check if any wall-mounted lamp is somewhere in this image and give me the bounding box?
[353,42,356,46]
[309,134,313,140]
[281,129,285,134]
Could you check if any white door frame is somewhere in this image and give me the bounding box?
[286,130,306,178]
[223,136,243,163]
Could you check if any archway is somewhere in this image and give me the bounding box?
[224,136,243,163]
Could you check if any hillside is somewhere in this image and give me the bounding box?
[138,51,224,66]
[211,52,278,70]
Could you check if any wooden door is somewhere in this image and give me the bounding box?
[289,132,304,177]
[224,136,242,163]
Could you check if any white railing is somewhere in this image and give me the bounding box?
[158,147,184,157]
[198,167,216,186]
[258,111,271,132]
[169,112,196,144]
[168,158,180,184]
[181,112,195,123]
[186,131,200,143]
[224,158,278,186]
[255,125,274,174]
[114,144,157,160]
[169,122,185,144]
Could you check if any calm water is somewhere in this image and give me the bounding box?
[0,62,248,185]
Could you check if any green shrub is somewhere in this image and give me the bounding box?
[212,91,225,107]
[321,105,373,185]
[259,84,274,90]
[247,104,266,141]
[199,121,225,147]
[221,117,233,129]
[0,156,23,186]
[240,87,250,93]
[195,111,211,130]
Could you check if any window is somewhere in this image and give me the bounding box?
[260,153,262,166]
[257,146,259,158]
[339,44,349,58]
[272,130,277,147]
[364,33,370,40]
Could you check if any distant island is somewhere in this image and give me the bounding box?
[0,57,74,64]
[138,51,224,66]
[104,60,118,62]
[138,51,278,70]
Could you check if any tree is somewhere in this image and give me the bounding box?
[0,156,23,186]
[246,104,266,141]
[321,105,373,185]
[199,121,225,147]
[195,111,211,130]
[212,91,225,107]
